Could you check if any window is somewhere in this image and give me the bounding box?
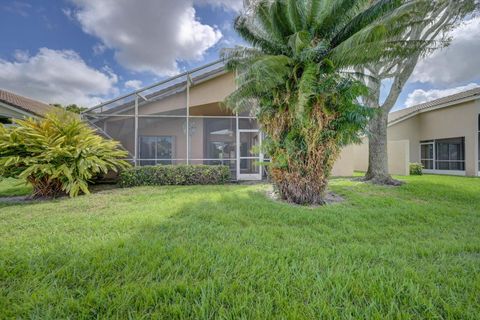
[200,118,236,163]
[435,138,465,171]
[420,137,465,172]
[139,136,174,166]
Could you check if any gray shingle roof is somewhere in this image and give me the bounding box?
[0,89,54,117]
[389,87,480,124]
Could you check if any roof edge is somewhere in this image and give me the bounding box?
[388,90,480,127]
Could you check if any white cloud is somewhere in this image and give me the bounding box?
[411,17,480,85]
[13,50,29,62]
[0,48,118,107]
[405,83,480,107]
[124,80,143,90]
[70,0,225,75]
[92,43,107,55]
[2,1,32,17]
[198,0,243,11]
[62,8,74,20]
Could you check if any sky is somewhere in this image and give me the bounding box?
[0,0,479,111]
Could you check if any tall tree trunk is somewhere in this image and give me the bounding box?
[364,110,401,185]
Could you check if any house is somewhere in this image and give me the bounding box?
[83,60,480,179]
[84,60,270,180]
[354,87,480,177]
[0,89,54,125]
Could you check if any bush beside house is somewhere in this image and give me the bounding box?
[119,165,231,187]
[409,163,424,176]
[0,111,130,198]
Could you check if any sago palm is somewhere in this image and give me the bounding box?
[224,0,431,204]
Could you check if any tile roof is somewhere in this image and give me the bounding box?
[389,87,480,124]
[0,89,54,117]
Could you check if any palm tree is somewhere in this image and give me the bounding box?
[223,0,431,205]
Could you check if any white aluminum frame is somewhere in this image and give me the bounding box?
[420,141,434,171]
[237,128,263,181]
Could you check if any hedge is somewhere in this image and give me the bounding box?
[119,165,231,187]
[409,163,423,176]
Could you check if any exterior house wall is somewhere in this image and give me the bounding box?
[353,140,368,172]
[415,101,478,176]
[377,99,480,177]
[352,139,410,176]
[189,73,236,108]
[332,145,355,177]
[388,116,420,164]
[388,140,410,176]
[135,72,236,116]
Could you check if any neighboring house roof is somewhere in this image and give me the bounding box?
[0,89,54,117]
[388,87,480,126]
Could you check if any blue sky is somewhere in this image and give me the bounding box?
[0,0,479,109]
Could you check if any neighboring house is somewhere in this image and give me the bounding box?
[354,87,480,177]
[0,89,54,124]
[83,61,480,180]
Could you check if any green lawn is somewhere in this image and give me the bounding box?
[0,178,32,197]
[1,175,479,319]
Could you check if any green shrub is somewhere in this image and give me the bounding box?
[119,165,231,187]
[410,163,424,176]
[0,111,130,198]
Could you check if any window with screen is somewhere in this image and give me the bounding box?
[420,138,466,172]
[435,137,465,171]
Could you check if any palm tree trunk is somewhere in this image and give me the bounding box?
[265,107,340,205]
[28,176,64,199]
[271,168,330,205]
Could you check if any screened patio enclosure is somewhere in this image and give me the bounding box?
[82,60,264,180]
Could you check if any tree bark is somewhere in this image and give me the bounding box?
[364,110,402,185]
[263,103,341,205]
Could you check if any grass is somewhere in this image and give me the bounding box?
[0,175,479,319]
[0,178,32,197]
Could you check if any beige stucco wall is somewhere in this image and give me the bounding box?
[388,116,420,164]
[353,140,369,172]
[190,72,236,108]
[352,139,410,176]
[332,145,355,177]
[388,140,410,176]
[136,72,236,116]
[388,99,480,176]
